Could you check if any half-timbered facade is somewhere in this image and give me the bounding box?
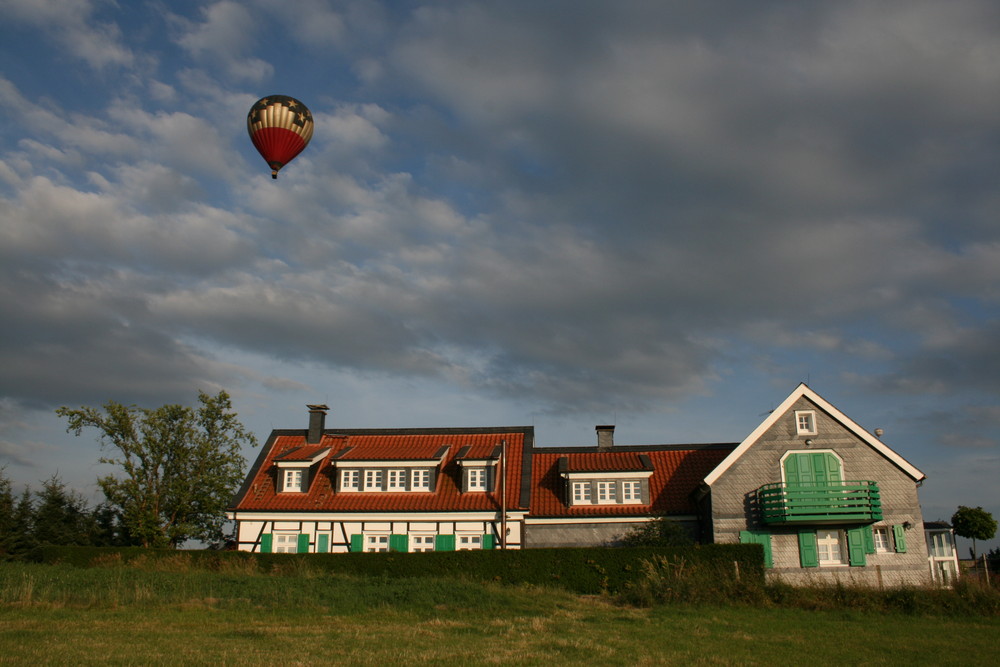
[228,405,532,553]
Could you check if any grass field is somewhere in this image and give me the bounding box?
[1,561,998,665]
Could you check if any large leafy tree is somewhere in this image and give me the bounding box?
[57,391,257,548]
[951,505,998,561]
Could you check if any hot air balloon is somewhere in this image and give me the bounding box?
[247,95,314,179]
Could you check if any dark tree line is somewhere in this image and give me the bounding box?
[0,470,133,558]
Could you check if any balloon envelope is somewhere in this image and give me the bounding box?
[247,95,314,178]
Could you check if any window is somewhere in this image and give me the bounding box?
[457,534,482,550]
[365,535,389,552]
[597,481,617,504]
[340,469,360,491]
[274,533,299,553]
[873,527,891,553]
[283,469,304,493]
[622,481,642,504]
[795,410,817,436]
[929,532,953,558]
[467,467,487,491]
[411,535,436,553]
[387,469,407,490]
[572,481,591,503]
[364,469,383,491]
[816,530,846,566]
[411,469,431,491]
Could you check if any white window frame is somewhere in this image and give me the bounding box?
[410,534,436,553]
[873,527,891,553]
[364,534,390,553]
[387,468,408,491]
[795,410,818,436]
[273,533,299,553]
[467,467,487,491]
[411,469,431,491]
[283,469,304,493]
[340,469,360,492]
[597,481,617,504]
[457,534,483,551]
[816,529,847,566]
[572,481,591,503]
[364,469,383,492]
[621,480,642,504]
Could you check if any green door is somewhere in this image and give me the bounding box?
[784,453,841,486]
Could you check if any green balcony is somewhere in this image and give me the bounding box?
[757,480,882,525]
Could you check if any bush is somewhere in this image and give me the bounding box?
[30,544,764,595]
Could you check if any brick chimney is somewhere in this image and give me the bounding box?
[307,404,328,444]
[596,424,615,450]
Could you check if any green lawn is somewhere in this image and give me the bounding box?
[1,562,997,665]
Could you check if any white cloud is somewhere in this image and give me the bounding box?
[0,0,132,69]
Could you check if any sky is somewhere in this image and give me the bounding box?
[1,1,998,556]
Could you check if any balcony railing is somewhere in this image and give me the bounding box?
[756,480,882,525]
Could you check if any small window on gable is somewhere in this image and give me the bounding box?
[283,469,304,493]
[795,410,818,436]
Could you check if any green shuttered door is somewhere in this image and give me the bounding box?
[739,530,773,568]
[350,534,363,552]
[297,533,310,553]
[435,534,455,551]
[260,533,273,553]
[389,534,409,552]
[317,534,329,553]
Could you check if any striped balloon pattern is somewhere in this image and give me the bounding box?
[247,95,314,179]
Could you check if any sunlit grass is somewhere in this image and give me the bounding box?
[1,561,998,665]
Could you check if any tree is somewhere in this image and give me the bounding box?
[619,516,695,547]
[951,505,997,561]
[32,475,94,547]
[57,390,257,548]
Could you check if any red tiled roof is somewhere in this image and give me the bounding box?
[530,445,735,517]
[274,445,331,462]
[564,451,652,472]
[232,428,530,513]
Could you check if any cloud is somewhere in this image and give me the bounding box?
[172,1,273,83]
[0,0,133,69]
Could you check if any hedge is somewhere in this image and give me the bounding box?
[27,544,764,595]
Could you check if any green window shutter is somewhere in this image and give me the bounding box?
[317,534,329,553]
[863,526,875,555]
[892,524,907,553]
[482,534,495,550]
[297,533,310,553]
[740,530,773,568]
[389,534,409,552]
[435,534,455,551]
[846,527,867,566]
[350,534,363,552]
[798,530,819,568]
[260,533,273,553]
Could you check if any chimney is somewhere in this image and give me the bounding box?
[596,424,615,450]
[307,404,328,444]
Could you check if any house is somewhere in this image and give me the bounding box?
[700,383,931,586]
[228,385,934,586]
[228,405,533,553]
[923,521,960,586]
[525,425,734,547]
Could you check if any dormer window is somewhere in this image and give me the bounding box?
[340,469,360,492]
[283,469,304,493]
[411,469,431,491]
[274,446,331,494]
[467,468,487,491]
[560,455,654,507]
[387,469,408,490]
[795,410,817,436]
[364,469,383,491]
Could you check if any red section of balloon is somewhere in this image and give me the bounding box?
[249,127,308,172]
